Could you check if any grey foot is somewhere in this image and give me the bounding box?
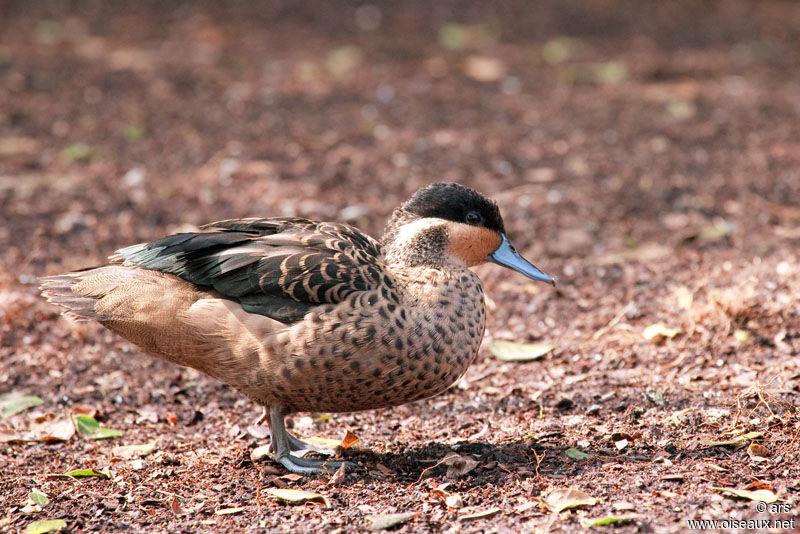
[266,406,350,475]
[276,452,349,475]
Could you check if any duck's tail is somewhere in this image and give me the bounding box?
[38,266,138,321]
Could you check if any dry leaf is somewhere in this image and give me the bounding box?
[460,507,501,520]
[489,340,554,362]
[23,519,66,534]
[214,507,246,515]
[713,488,777,503]
[542,488,598,513]
[340,430,359,449]
[112,440,157,459]
[747,442,769,458]
[268,488,331,508]
[250,444,272,462]
[700,431,764,447]
[246,425,270,439]
[329,463,346,485]
[32,416,75,442]
[375,463,392,476]
[643,324,681,341]
[444,455,480,478]
[445,494,463,509]
[169,497,186,516]
[367,512,418,530]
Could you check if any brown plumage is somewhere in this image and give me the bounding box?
[40,183,553,474]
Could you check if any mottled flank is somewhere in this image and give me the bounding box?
[40,183,551,473]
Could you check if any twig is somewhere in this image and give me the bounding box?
[410,454,460,486]
[532,449,546,490]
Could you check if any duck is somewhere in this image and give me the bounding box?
[40,182,554,474]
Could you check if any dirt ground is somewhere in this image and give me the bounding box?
[1,1,799,532]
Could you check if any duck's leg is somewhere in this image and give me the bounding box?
[261,407,334,456]
[267,406,345,474]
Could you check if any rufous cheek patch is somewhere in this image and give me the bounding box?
[447,223,503,267]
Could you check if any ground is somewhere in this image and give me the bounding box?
[1,1,799,532]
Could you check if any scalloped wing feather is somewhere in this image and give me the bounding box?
[112,218,390,324]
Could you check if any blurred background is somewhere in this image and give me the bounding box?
[2,1,799,269]
[1,1,799,530]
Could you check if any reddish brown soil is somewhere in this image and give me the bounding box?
[1,1,799,532]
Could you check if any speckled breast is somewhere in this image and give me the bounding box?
[258,267,487,413]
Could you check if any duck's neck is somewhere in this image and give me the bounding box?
[383,213,460,270]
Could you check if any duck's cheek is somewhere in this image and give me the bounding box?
[446,224,503,267]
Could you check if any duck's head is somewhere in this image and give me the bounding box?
[384,183,554,285]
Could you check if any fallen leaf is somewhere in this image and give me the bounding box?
[268,488,331,508]
[246,425,270,439]
[460,507,501,520]
[34,416,75,442]
[489,340,554,362]
[713,488,777,503]
[445,494,463,509]
[666,407,696,427]
[744,480,774,491]
[543,488,598,513]
[29,489,49,507]
[23,519,67,534]
[643,324,681,341]
[60,468,110,479]
[169,497,186,516]
[306,436,341,448]
[329,463,347,485]
[444,455,480,478]
[112,440,157,459]
[0,393,43,418]
[250,444,272,462]
[566,448,593,460]
[280,473,304,483]
[214,507,246,515]
[367,512,418,530]
[747,442,769,458]
[70,404,97,417]
[72,414,122,440]
[375,463,393,476]
[700,431,764,447]
[580,515,638,527]
[340,430,359,449]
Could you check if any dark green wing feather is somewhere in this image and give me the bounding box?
[112,217,392,323]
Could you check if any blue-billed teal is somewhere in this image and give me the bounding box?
[40,183,553,474]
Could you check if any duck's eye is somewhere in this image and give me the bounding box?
[465,211,483,225]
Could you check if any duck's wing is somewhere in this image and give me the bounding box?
[112,217,392,324]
